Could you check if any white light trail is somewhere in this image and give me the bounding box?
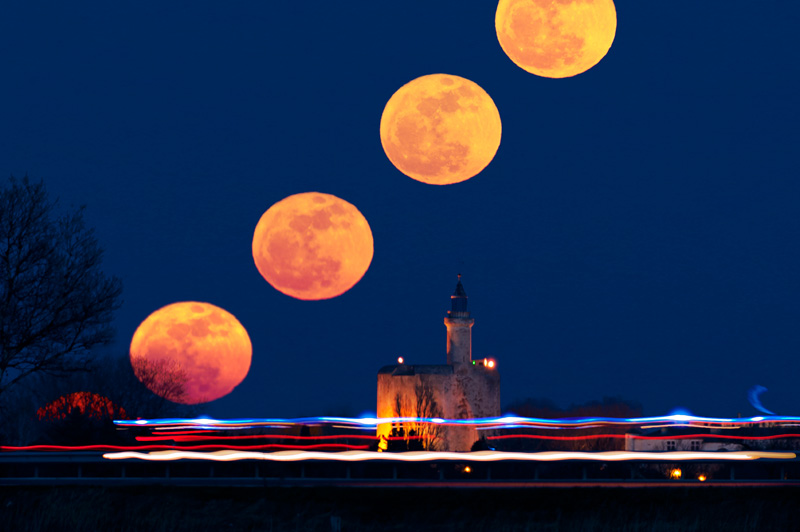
[103,450,797,463]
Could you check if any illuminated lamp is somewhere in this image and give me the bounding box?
[398,357,404,364]
[669,468,682,480]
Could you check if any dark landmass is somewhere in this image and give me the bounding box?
[1,486,796,531]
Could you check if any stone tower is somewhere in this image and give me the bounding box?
[376,275,501,451]
[444,274,474,365]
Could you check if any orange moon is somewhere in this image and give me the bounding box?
[495,0,617,79]
[252,192,374,300]
[380,74,502,185]
[130,302,252,405]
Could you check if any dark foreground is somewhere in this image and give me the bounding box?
[1,486,797,531]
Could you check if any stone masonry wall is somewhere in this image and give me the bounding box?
[377,364,500,451]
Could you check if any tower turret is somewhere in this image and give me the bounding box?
[444,274,474,365]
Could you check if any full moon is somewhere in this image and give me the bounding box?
[130,302,252,405]
[495,0,617,79]
[252,192,374,300]
[380,74,502,185]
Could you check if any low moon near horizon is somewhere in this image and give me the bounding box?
[130,302,252,405]
[252,192,374,300]
[496,0,617,79]
[380,74,502,185]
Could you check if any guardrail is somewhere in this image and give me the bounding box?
[2,451,800,487]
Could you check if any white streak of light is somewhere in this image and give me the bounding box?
[102,450,796,463]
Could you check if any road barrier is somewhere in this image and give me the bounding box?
[2,451,800,487]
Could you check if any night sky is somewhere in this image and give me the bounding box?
[2,2,798,419]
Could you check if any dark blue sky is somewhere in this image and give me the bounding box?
[2,1,798,418]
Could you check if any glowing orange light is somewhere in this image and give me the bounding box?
[252,192,374,300]
[698,474,707,482]
[464,466,472,473]
[37,392,127,422]
[130,302,252,405]
[669,468,682,480]
[495,0,617,79]
[487,360,496,369]
[398,357,404,364]
[380,74,502,185]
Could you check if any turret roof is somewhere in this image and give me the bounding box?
[452,274,467,298]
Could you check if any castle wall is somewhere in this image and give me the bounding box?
[377,364,500,451]
[453,363,501,420]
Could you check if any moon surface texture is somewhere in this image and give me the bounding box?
[252,192,374,300]
[496,0,617,79]
[130,302,252,404]
[380,74,502,185]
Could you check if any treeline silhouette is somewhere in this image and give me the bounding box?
[496,396,644,451]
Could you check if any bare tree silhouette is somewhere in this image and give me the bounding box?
[0,353,197,445]
[391,381,443,451]
[36,391,128,422]
[130,356,189,406]
[0,177,122,401]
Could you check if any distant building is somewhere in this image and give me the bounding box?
[623,421,800,453]
[624,430,743,453]
[376,276,500,451]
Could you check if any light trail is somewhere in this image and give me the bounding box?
[114,414,800,431]
[639,424,743,430]
[102,450,797,463]
[135,434,378,443]
[1,443,371,452]
[7,432,799,453]
[488,433,800,442]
